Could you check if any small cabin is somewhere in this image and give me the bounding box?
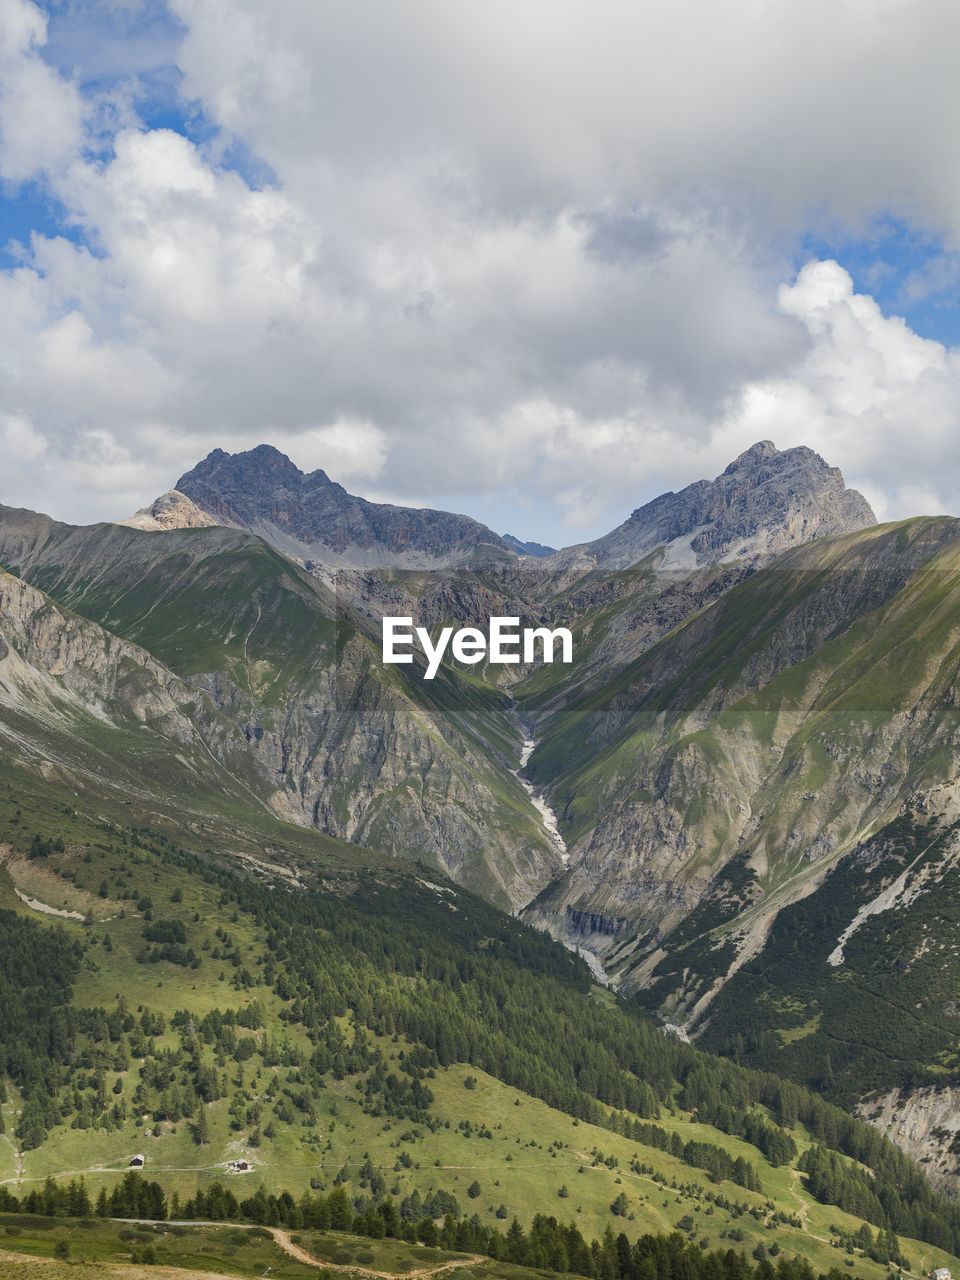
[931,1269,951,1280]
[129,1155,145,1168]
[233,1159,251,1171]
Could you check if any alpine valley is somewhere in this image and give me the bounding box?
[3,440,960,1280]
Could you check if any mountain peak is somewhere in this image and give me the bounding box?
[118,489,220,532]
[724,439,779,473]
[554,440,876,571]
[128,438,874,573]
[171,445,512,568]
[180,443,305,488]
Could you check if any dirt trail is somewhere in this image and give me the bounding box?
[117,1219,484,1278]
[0,1161,230,1187]
[789,1169,811,1228]
[0,1126,25,1191]
[270,1228,484,1278]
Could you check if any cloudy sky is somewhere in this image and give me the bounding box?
[2,0,960,545]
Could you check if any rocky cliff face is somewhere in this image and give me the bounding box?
[0,509,561,910]
[522,518,960,996]
[172,444,514,568]
[0,569,187,729]
[549,441,876,572]
[0,567,270,818]
[860,1087,960,1194]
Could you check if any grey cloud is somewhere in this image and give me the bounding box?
[580,210,669,265]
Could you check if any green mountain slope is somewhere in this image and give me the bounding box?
[681,809,960,1187]
[0,508,561,908]
[8,492,960,1203]
[1,760,959,1280]
[521,518,960,973]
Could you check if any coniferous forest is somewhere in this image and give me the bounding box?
[1,804,959,1278]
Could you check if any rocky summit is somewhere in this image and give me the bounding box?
[121,488,220,531]
[548,440,876,571]
[168,443,515,568]
[129,439,874,577]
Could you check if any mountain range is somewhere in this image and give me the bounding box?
[123,439,874,574]
[5,435,960,1243]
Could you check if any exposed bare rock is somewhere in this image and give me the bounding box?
[173,444,514,568]
[119,490,220,530]
[549,441,876,572]
[860,1086,960,1193]
[522,517,960,1005]
[0,568,270,815]
[0,512,561,912]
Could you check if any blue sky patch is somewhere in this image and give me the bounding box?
[797,218,960,349]
[0,179,71,270]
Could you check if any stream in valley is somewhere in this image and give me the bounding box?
[511,727,612,987]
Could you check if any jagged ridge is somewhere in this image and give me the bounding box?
[174,444,515,568]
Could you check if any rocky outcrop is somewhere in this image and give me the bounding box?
[860,1087,960,1194]
[549,441,876,572]
[501,534,557,558]
[172,445,514,568]
[194,625,565,910]
[119,490,219,531]
[0,568,268,814]
[0,569,196,732]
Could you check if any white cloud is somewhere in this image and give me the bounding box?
[169,0,960,240]
[0,411,44,462]
[720,261,960,521]
[0,0,84,182]
[3,0,960,539]
[270,420,388,483]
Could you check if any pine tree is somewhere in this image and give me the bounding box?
[195,1104,209,1146]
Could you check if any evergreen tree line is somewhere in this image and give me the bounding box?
[798,1145,957,1254]
[6,824,960,1257]
[0,909,82,1120]
[0,1171,159,1222]
[0,1172,873,1280]
[625,1122,762,1191]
